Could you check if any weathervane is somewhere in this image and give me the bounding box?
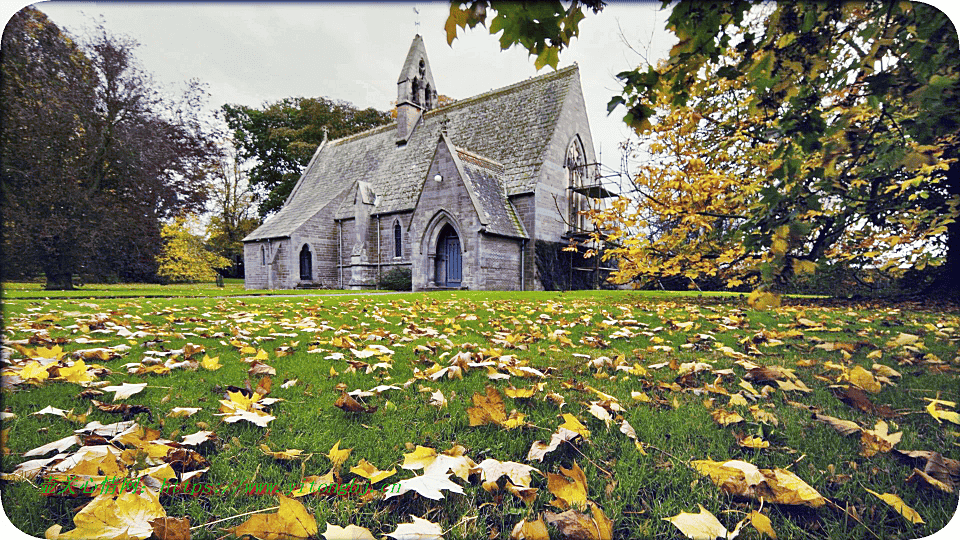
[414,7,420,33]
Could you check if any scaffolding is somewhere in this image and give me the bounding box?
[553,158,624,290]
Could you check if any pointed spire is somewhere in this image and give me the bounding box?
[397,35,438,143]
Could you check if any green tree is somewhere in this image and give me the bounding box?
[1,7,216,289]
[156,215,231,283]
[222,97,392,217]
[447,1,960,299]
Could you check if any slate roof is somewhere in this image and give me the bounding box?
[244,64,579,242]
[456,149,527,239]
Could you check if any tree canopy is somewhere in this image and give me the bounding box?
[222,97,392,217]
[1,7,217,288]
[446,0,960,299]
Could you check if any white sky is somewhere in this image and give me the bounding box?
[14,0,676,182]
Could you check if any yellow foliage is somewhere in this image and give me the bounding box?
[156,214,231,283]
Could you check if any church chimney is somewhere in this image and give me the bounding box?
[396,35,437,144]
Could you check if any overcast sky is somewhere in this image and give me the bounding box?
[10,1,675,184]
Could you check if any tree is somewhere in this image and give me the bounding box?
[1,7,217,288]
[156,215,231,283]
[446,1,960,300]
[206,145,260,278]
[222,97,392,217]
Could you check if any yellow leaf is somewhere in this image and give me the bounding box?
[546,462,588,510]
[848,366,882,394]
[35,345,64,360]
[739,436,770,449]
[327,440,352,469]
[350,459,397,484]
[761,468,826,508]
[860,420,902,457]
[20,361,50,382]
[510,517,549,540]
[200,354,222,370]
[230,495,318,540]
[749,511,777,539]
[467,386,508,427]
[926,402,960,425]
[710,408,744,427]
[865,489,924,524]
[46,489,165,540]
[663,504,734,540]
[559,413,591,440]
[401,445,438,470]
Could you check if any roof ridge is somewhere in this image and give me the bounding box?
[328,64,580,147]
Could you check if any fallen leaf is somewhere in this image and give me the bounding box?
[510,517,549,540]
[865,489,924,524]
[546,462,588,510]
[663,504,737,540]
[45,488,165,540]
[334,392,376,413]
[386,516,443,540]
[322,523,376,540]
[383,473,464,500]
[229,495,318,540]
[149,517,190,540]
[327,440,352,469]
[544,503,613,540]
[749,511,776,539]
[350,459,396,484]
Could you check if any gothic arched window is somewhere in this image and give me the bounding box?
[424,83,433,109]
[411,77,420,106]
[394,221,402,258]
[261,245,266,266]
[566,137,588,232]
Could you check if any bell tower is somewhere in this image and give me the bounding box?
[396,35,437,143]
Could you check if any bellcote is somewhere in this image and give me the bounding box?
[397,35,437,143]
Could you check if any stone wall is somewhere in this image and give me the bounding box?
[479,234,523,290]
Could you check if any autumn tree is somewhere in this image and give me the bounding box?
[1,7,216,288]
[206,145,260,278]
[156,215,231,283]
[446,1,960,299]
[222,97,392,217]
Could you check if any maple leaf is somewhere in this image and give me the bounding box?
[711,409,744,427]
[663,504,740,540]
[59,360,94,384]
[467,385,507,426]
[813,414,862,437]
[428,390,448,408]
[149,517,190,540]
[350,459,397,484]
[510,517,549,540]
[476,458,538,491]
[101,382,148,401]
[200,354,222,370]
[402,446,439,470]
[327,440,353,469]
[846,366,882,394]
[558,413,591,440]
[24,434,78,457]
[334,391,376,413]
[179,430,216,446]
[544,503,613,540]
[383,473,464,500]
[20,361,50,382]
[860,420,902,457]
[167,407,200,418]
[749,511,776,539]
[386,516,443,540]
[322,523,376,540]
[229,495,318,540]
[528,427,580,462]
[865,489,924,524]
[546,462,588,510]
[45,488,166,540]
[260,444,306,460]
[925,400,960,425]
[219,408,275,427]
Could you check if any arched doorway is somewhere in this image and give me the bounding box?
[434,225,461,287]
[299,245,312,280]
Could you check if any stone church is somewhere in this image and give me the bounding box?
[243,35,601,291]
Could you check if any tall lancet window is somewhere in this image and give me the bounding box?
[567,137,589,232]
[394,221,402,258]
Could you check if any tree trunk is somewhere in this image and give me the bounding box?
[45,272,74,290]
[926,163,960,300]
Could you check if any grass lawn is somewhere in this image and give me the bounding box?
[1,280,358,299]
[1,290,957,539]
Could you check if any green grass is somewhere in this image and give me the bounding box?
[1,290,957,539]
[1,280,360,299]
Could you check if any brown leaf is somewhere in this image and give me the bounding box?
[831,386,895,418]
[91,400,153,421]
[544,503,612,540]
[894,450,960,490]
[229,495,318,540]
[150,516,190,540]
[334,392,376,414]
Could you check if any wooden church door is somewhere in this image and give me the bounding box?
[436,225,461,287]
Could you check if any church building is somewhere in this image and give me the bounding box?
[243,35,601,291]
